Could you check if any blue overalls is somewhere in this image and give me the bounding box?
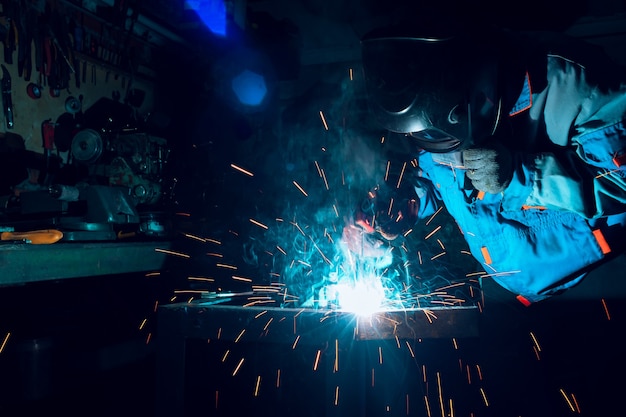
[414,59,626,304]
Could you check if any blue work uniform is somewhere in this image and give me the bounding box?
[414,52,626,304]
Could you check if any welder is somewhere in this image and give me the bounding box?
[343,16,626,304]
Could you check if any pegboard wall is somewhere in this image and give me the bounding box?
[0,0,157,155]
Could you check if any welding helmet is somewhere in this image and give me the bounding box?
[361,22,502,153]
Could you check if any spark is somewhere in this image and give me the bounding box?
[206,252,223,258]
[232,358,245,376]
[559,388,575,412]
[145,272,160,277]
[234,329,246,343]
[205,238,222,245]
[424,225,441,240]
[436,282,465,292]
[215,390,219,409]
[349,68,353,80]
[530,331,542,352]
[378,346,383,364]
[479,387,489,406]
[221,349,230,362]
[385,161,391,181]
[371,368,375,387]
[155,248,190,258]
[476,365,483,380]
[466,365,471,384]
[292,180,308,196]
[174,289,210,294]
[396,161,407,188]
[424,396,431,417]
[254,310,268,319]
[452,338,458,350]
[480,270,521,278]
[601,298,611,320]
[292,335,300,349]
[436,239,445,250]
[276,369,281,387]
[425,207,443,226]
[188,276,215,282]
[319,110,329,130]
[175,212,191,217]
[2,332,12,353]
[313,349,322,371]
[423,309,438,321]
[314,161,322,177]
[139,318,147,330]
[153,300,159,313]
[232,276,253,282]
[230,163,254,176]
[572,393,581,413]
[437,372,445,417]
[334,386,339,406]
[182,232,205,242]
[430,251,446,261]
[263,317,274,331]
[595,168,621,178]
[146,333,152,344]
[405,341,415,358]
[249,218,269,229]
[321,168,329,190]
[254,376,261,397]
[334,339,339,372]
[276,245,287,255]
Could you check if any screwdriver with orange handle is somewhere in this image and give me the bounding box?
[1,229,63,244]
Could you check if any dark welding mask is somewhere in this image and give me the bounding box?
[361,25,501,153]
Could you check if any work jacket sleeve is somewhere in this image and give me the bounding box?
[503,56,626,219]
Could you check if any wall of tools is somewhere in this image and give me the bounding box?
[0,0,157,158]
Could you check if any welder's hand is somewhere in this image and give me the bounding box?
[462,144,513,194]
[341,224,389,258]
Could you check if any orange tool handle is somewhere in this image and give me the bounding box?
[1,229,64,244]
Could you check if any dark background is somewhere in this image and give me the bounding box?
[1,1,626,416]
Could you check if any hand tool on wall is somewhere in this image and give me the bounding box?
[1,64,13,129]
[2,1,18,64]
[41,118,55,183]
[1,229,63,244]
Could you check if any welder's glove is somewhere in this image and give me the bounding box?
[462,143,513,194]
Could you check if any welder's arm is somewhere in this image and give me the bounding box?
[502,149,626,219]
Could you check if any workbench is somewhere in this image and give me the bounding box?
[0,240,172,286]
[155,302,480,417]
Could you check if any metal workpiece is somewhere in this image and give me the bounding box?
[158,303,479,342]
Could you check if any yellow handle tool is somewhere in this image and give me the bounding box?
[1,229,64,244]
